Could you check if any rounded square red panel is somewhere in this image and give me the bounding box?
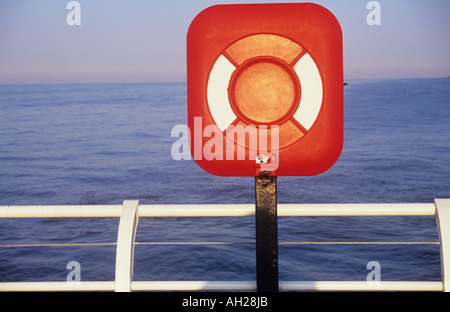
[187,3,343,176]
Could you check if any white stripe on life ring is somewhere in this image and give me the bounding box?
[292,53,323,131]
[207,54,237,131]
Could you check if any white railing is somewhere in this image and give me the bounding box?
[0,199,449,292]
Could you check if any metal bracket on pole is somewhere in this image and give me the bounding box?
[435,198,450,292]
[115,200,140,292]
[255,173,278,292]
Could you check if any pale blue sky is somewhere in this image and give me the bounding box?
[0,0,449,84]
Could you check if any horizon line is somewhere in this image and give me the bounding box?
[0,76,448,87]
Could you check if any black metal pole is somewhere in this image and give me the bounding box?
[255,173,278,292]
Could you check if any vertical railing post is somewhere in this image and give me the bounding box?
[435,198,450,292]
[255,173,279,292]
[115,200,140,292]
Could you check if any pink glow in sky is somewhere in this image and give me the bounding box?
[0,0,449,84]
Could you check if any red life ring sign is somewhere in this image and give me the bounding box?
[187,3,343,176]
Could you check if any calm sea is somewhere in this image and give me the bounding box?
[0,79,449,284]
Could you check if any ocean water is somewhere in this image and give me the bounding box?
[0,79,449,285]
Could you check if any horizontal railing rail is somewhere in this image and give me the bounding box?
[0,202,439,218]
[0,199,449,292]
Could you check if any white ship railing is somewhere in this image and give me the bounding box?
[0,199,449,292]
